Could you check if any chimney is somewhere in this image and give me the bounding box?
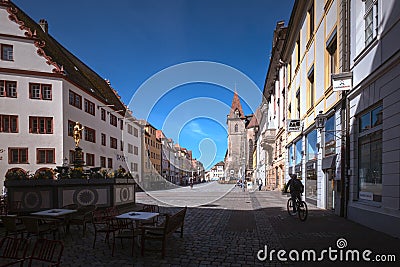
[39,19,48,33]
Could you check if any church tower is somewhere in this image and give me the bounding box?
[225,91,247,181]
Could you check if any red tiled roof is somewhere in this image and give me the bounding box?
[228,91,245,119]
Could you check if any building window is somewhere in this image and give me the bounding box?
[0,80,17,98]
[86,153,95,166]
[359,105,382,132]
[358,129,382,202]
[0,114,18,133]
[37,148,55,164]
[128,144,133,154]
[128,124,133,135]
[306,129,318,161]
[84,99,95,116]
[67,120,75,136]
[69,150,75,164]
[84,127,96,143]
[327,32,337,87]
[101,133,106,146]
[101,108,106,121]
[296,37,300,67]
[364,0,378,46]
[108,158,113,169]
[296,90,300,118]
[69,90,82,109]
[100,156,106,168]
[29,83,52,100]
[110,114,117,127]
[29,117,53,134]
[133,163,138,172]
[110,137,117,149]
[120,119,123,130]
[307,67,314,109]
[134,146,139,155]
[248,139,253,167]
[234,124,238,133]
[288,145,294,166]
[9,148,28,164]
[120,140,124,151]
[1,44,13,61]
[134,127,139,137]
[324,116,336,156]
[295,139,302,165]
[308,3,314,39]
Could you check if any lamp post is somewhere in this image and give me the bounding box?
[314,110,347,217]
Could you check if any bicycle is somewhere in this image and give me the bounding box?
[287,195,308,221]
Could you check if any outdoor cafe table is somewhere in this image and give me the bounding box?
[31,209,77,217]
[115,211,159,221]
[30,209,78,236]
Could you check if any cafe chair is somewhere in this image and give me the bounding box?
[25,238,64,267]
[92,210,118,249]
[21,217,58,240]
[0,215,25,238]
[68,204,96,236]
[0,236,29,267]
[111,218,136,256]
[139,204,160,226]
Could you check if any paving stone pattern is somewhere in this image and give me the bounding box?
[1,188,399,266]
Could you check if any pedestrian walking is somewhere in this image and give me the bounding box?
[258,178,262,191]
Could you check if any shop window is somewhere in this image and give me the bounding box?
[324,116,335,156]
[306,129,317,161]
[295,139,303,165]
[358,105,382,202]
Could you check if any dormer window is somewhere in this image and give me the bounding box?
[234,109,240,118]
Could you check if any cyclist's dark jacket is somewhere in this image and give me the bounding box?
[286,177,303,194]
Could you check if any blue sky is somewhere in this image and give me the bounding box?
[13,0,293,169]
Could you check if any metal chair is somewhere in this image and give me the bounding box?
[111,218,136,256]
[21,217,58,239]
[92,210,118,249]
[0,215,25,238]
[0,236,29,267]
[68,204,96,236]
[25,238,64,267]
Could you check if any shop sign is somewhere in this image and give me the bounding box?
[332,72,352,91]
[287,119,301,132]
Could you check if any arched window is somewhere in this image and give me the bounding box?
[234,109,239,118]
[234,124,238,132]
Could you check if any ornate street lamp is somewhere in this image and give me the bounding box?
[315,111,327,130]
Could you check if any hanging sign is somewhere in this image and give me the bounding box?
[332,72,353,91]
[287,119,301,132]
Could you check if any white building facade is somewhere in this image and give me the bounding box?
[346,0,400,238]
[0,1,141,190]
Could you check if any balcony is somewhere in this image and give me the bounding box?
[261,129,276,149]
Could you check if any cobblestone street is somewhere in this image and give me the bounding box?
[2,186,399,266]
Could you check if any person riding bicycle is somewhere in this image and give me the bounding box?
[285,174,304,214]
